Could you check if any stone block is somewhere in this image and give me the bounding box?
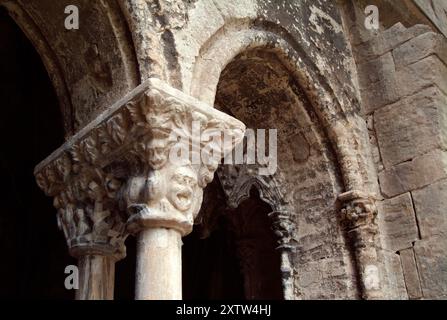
[360,76,399,114]
[412,179,447,239]
[355,23,432,60]
[413,237,447,299]
[378,149,447,197]
[358,53,395,89]
[375,86,447,167]
[396,55,447,97]
[380,250,408,300]
[378,193,419,252]
[399,248,423,299]
[393,32,447,70]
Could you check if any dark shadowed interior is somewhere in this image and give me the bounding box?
[0,8,73,299]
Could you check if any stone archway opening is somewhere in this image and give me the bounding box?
[185,43,356,299]
[183,178,283,300]
[0,8,73,298]
[182,48,313,300]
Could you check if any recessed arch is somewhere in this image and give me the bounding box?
[190,19,377,197]
[1,1,74,136]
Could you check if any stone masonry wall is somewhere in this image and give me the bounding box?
[353,22,447,299]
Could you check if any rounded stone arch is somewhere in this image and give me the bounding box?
[0,1,142,300]
[189,19,375,194]
[0,0,141,135]
[1,1,74,136]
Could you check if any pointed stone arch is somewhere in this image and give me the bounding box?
[190,20,383,299]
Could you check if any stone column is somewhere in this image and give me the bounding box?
[268,210,296,300]
[36,159,127,300]
[339,190,382,300]
[76,255,116,300]
[34,78,245,300]
[120,82,245,300]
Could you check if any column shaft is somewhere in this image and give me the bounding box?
[135,228,182,300]
[76,255,115,300]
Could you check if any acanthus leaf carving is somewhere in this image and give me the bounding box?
[34,78,245,254]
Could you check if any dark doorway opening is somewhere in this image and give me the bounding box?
[0,8,74,299]
[182,179,283,300]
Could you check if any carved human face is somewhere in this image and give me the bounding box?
[147,139,169,169]
[167,166,198,212]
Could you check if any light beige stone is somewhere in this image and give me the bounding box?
[393,32,447,69]
[412,179,447,239]
[399,248,423,299]
[375,86,447,168]
[378,193,419,252]
[414,237,447,299]
[396,55,447,97]
[378,149,447,197]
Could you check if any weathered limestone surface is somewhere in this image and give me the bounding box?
[412,180,447,239]
[375,87,447,168]
[413,0,447,38]
[413,237,447,299]
[379,250,407,300]
[2,0,446,300]
[378,150,447,198]
[348,1,447,300]
[378,193,419,252]
[399,248,423,300]
[393,32,447,69]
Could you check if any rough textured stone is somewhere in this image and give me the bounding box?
[375,86,447,168]
[413,0,447,38]
[380,250,408,300]
[360,76,399,114]
[412,179,447,239]
[355,23,432,60]
[396,55,447,97]
[414,237,447,299]
[393,32,447,69]
[3,0,447,300]
[378,193,419,252]
[399,248,423,299]
[378,150,447,198]
[358,53,395,89]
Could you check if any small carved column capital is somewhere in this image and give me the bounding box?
[338,190,382,300]
[36,156,127,260]
[339,190,378,234]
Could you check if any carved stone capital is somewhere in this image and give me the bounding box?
[338,190,378,232]
[121,80,245,236]
[36,161,126,259]
[34,78,245,243]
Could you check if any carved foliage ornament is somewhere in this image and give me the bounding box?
[35,78,245,244]
[339,190,378,232]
